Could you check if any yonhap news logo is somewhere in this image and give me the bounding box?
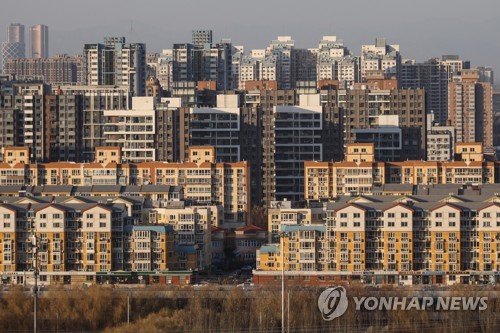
[317,286,349,321]
[318,287,488,321]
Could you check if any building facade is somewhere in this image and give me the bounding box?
[1,24,25,71]
[256,186,500,285]
[29,24,48,59]
[83,37,146,96]
[305,143,497,201]
[4,54,83,85]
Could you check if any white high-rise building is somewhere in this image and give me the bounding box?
[266,36,294,89]
[426,112,455,162]
[361,38,400,81]
[315,36,357,88]
[103,97,156,163]
[29,24,48,58]
[157,49,173,91]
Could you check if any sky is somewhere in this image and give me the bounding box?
[1,0,499,84]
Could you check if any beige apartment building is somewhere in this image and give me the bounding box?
[305,143,497,201]
[256,186,500,286]
[0,191,211,284]
[448,69,493,147]
[0,146,250,227]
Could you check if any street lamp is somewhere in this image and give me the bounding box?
[279,231,289,333]
[31,232,39,333]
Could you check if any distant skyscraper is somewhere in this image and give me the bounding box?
[192,30,212,46]
[8,23,24,44]
[1,23,25,71]
[29,24,48,58]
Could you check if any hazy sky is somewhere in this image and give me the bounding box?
[2,0,499,83]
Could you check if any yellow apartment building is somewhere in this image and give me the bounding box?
[256,190,500,285]
[305,143,497,201]
[0,146,250,227]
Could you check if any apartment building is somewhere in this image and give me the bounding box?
[494,92,500,147]
[448,69,494,147]
[304,143,497,201]
[0,81,48,162]
[267,201,325,243]
[0,201,128,274]
[234,225,267,265]
[273,94,323,202]
[171,36,235,91]
[156,49,173,91]
[4,54,83,85]
[103,97,156,163]
[426,112,455,161]
[189,94,241,162]
[83,37,146,96]
[155,97,186,162]
[361,38,401,82]
[338,86,426,160]
[256,185,500,286]
[44,92,83,162]
[55,85,131,162]
[0,194,204,284]
[0,146,250,227]
[123,225,174,272]
[266,36,295,89]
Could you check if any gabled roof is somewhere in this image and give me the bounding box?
[211,225,224,233]
[335,203,368,212]
[438,195,465,203]
[34,203,66,213]
[348,196,377,203]
[382,203,415,212]
[236,225,264,233]
[428,202,463,212]
[80,203,114,213]
[0,204,21,213]
[476,203,500,212]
